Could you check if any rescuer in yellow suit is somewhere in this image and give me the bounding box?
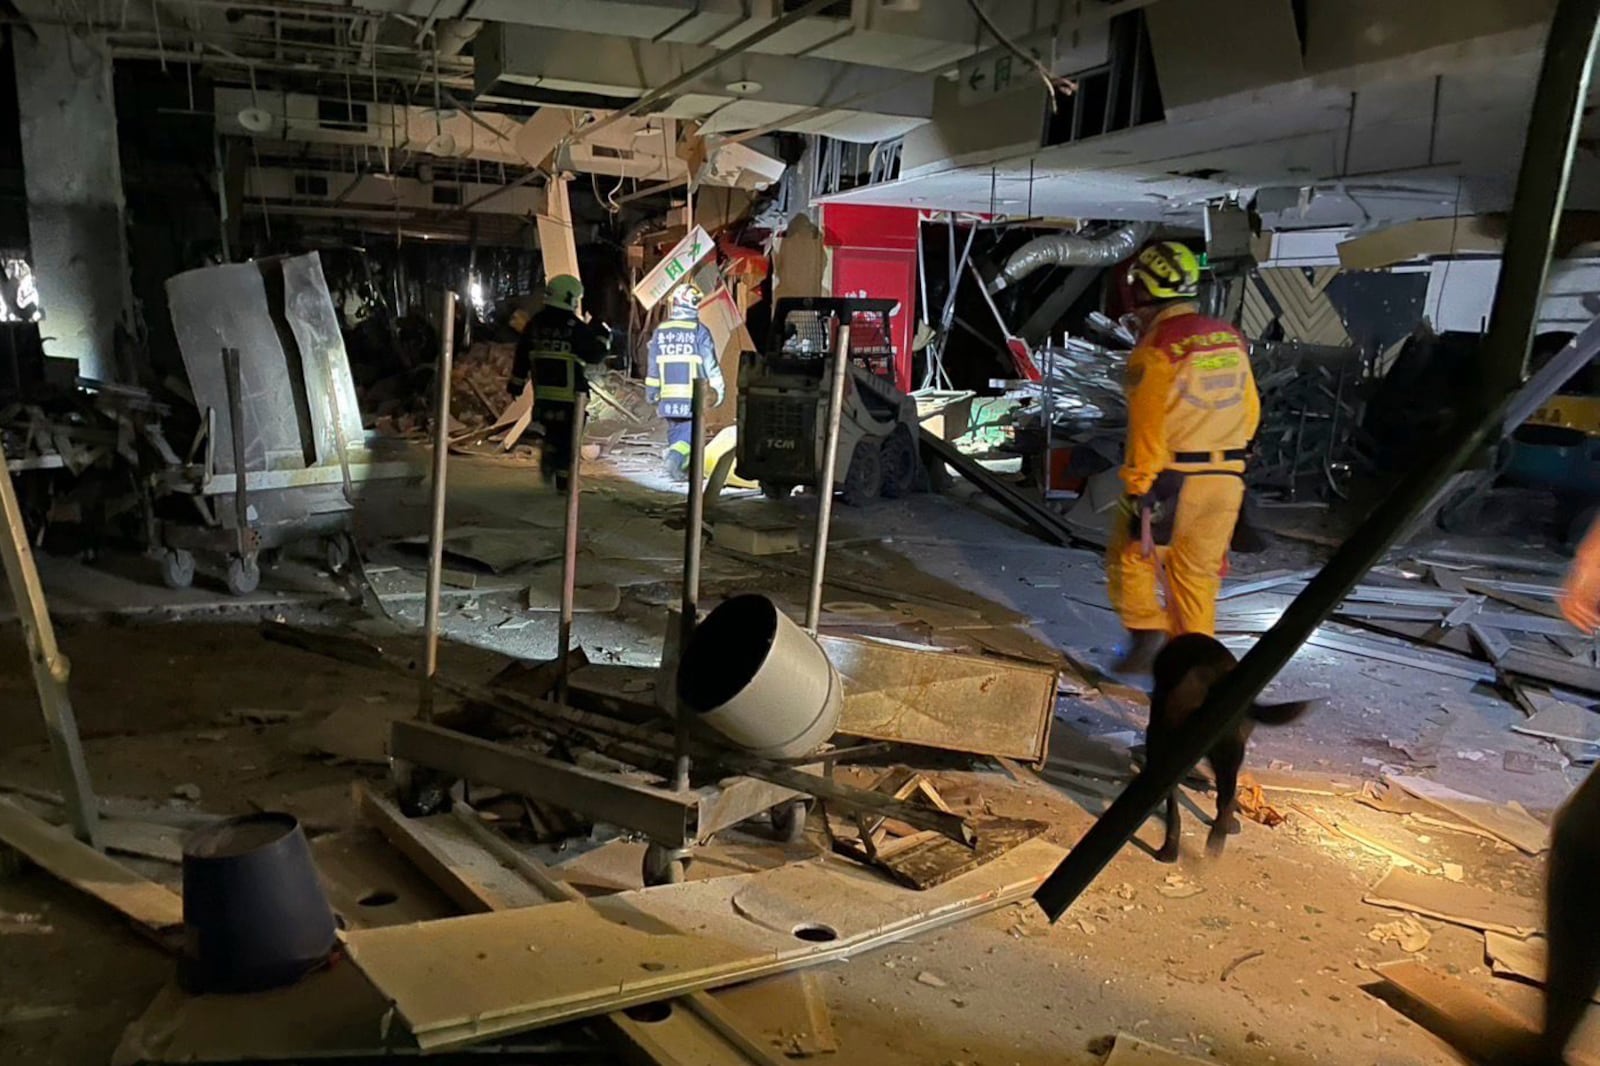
[1108,241,1261,673]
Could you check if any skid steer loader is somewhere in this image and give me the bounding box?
[735,298,920,504]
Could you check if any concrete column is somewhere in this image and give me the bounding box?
[13,26,132,382]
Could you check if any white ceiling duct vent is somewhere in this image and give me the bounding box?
[237,107,273,133]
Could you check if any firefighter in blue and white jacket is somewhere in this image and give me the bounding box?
[645,285,724,481]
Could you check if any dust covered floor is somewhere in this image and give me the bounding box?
[0,448,1591,1064]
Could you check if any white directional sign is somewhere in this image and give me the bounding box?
[633,225,715,310]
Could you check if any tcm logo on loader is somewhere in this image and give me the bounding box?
[764,439,798,450]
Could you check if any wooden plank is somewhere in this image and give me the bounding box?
[342,838,1063,1050]
[1387,775,1549,854]
[1363,867,1541,937]
[0,797,182,935]
[412,802,790,1066]
[714,973,838,1057]
[1373,960,1600,1066]
[1485,932,1600,1003]
[357,785,548,913]
[822,632,1057,766]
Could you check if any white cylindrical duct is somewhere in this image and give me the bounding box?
[676,594,842,758]
[988,222,1155,293]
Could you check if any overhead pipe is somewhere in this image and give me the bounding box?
[986,222,1153,294]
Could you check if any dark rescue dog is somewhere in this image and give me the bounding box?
[1147,633,1313,863]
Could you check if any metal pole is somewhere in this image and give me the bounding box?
[220,348,250,553]
[557,400,587,703]
[674,379,707,792]
[805,324,852,635]
[420,292,456,721]
[1033,0,1600,922]
[0,450,99,847]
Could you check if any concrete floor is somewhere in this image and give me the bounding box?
[0,440,1591,1064]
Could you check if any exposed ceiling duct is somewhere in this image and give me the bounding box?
[988,223,1154,293]
[473,22,935,143]
[349,0,1042,74]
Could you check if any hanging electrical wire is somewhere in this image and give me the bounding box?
[962,0,1077,110]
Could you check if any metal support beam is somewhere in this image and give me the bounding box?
[1018,267,1103,345]
[393,719,699,847]
[421,292,456,721]
[0,447,98,846]
[558,401,587,703]
[806,325,850,635]
[1034,0,1600,921]
[675,379,707,794]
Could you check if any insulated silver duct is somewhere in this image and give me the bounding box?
[987,222,1155,293]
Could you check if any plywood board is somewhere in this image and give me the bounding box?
[357,786,548,913]
[310,828,460,930]
[1514,695,1600,745]
[1485,932,1600,1003]
[822,633,1056,766]
[0,798,182,935]
[713,973,838,1058]
[343,838,1063,1050]
[1373,959,1600,1066]
[1363,867,1541,937]
[1387,775,1549,854]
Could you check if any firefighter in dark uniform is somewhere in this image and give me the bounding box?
[644,284,724,482]
[507,274,610,489]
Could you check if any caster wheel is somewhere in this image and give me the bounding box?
[323,534,352,575]
[642,843,687,887]
[397,768,453,817]
[159,548,195,590]
[225,555,261,596]
[759,481,793,501]
[0,842,28,880]
[770,799,809,844]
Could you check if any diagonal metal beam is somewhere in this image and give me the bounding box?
[1034,0,1600,921]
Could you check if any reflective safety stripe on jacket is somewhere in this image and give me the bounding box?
[1119,303,1261,497]
[532,349,578,404]
[646,320,718,420]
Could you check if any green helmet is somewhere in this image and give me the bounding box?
[543,274,584,313]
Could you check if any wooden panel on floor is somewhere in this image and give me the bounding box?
[0,797,182,936]
[1372,960,1600,1066]
[712,973,838,1058]
[1363,867,1541,937]
[822,632,1057,766]
[1386,775,1549,854]
[356,785,547,912]
[341,838,1063,1050]
[1485,931,1600,1003]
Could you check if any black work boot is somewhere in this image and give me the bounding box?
[1110,629,1166,675]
